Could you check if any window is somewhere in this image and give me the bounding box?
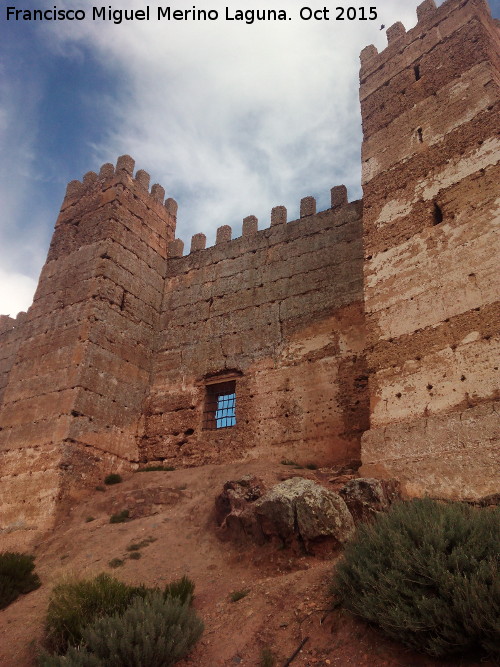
[203,380,236,429]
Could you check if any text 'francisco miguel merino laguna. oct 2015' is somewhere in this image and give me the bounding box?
[4,5,379,24]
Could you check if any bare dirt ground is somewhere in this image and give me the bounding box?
[0,462,495,667]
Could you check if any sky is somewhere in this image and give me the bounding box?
[0,0,498,317]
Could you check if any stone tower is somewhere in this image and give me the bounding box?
[359,0,499,498]
[0,157,176,546]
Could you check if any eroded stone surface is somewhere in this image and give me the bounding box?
[359,0,499,500]
[339,478,401,522]
[254,477,355,546]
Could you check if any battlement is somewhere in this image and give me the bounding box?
[61,154,178,218]
[169,184,350,259]
[360,0,494,78]
[0,312,26,334]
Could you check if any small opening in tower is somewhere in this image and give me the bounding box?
[203,380,236,430]
[414,64,421,81]
[433,202,444,225]
[417,127,424,143]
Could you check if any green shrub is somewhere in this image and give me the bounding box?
[109,510,129,524]
[332,498,500,658]
[39,650,100,666]
[126,537,156,552]
[43,592,203,667]
[104,474,122,485]
[260,647,276,666]
[164,575,195,605]
[128,552,141,561]
[43,573,149,654]
[229,589,249,602]
[0,552,41,609]
[108,559,124,569]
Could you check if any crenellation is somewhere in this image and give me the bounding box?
[178,190,351,259]
[0,315,16,332]
[242,214,258,236]
[1,0,497,547]
[135,169,151,190]
[166,202,361,278]
[150,183,165,203]
[416,0,438,22]
[216,225,232,244]
[359,44,378,69]
[165,197,178,217]
[331,185,348,209]
[99,162,115,179]
[386,22,406,44]
[82,171,98,188]
[271,205,287,226]
[190,232,207,252]
[116,153,135,174]
[65,179,84,199]
[300,196,316,217]
[360,0,493,85]
[168,238,184,258]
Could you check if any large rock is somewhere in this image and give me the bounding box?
[254,477,354,547]
[339,477,401,522]
[215,475,266,542]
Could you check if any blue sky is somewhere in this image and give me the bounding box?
[0,0,498,316]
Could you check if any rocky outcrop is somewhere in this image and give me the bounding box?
[215,475,266,542]
[254,478,354,547]
[216,476,355,549]
[339,477,401,522]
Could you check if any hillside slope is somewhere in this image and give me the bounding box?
[0,462,495,666]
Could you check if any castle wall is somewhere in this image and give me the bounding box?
[0,157,176,543]
[359,0,500,499]
[0,314,26,407]
[141,193,368,467]
[0,0,498,547]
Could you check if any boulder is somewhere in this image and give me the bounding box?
[254,477,354,547]
[215,475,265,542]
[339,477,401,522]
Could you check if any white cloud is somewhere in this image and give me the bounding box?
[49,0,425,244]
[0,268,38,318]
[0,61,50,315]
[0,0,440,315]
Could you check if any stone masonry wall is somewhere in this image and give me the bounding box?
[0,157,176,544]
[0,314,26,408]
[359,0,500,499]
[141,190,368,468]
[0,0,498,548]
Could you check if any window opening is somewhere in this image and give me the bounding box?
[414,64,421,81]
[417,127,424,143]
[433,202,444,225]
[203,380,236,429]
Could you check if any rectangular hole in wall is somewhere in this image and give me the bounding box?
[203,380,236,429]
[433,202,444,225]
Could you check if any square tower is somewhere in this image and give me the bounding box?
[359,0,500,498]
